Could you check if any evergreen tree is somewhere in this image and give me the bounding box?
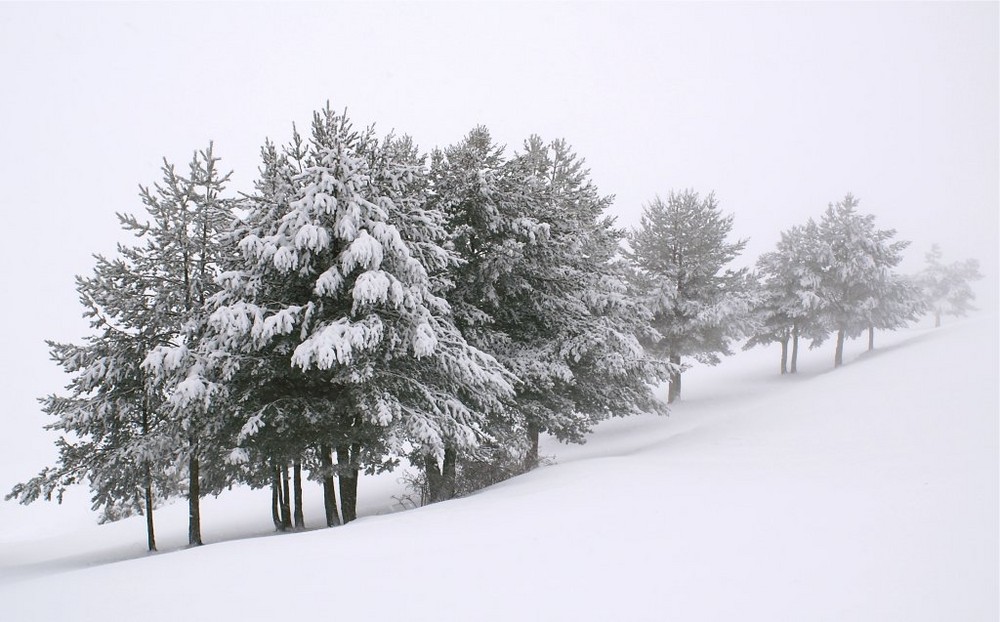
[7,254,175,551]
[863,273,925,350]
[203,107,514,514]
[630,190,755,401]
[746,222,826,374]
[813,194,909,367]
[132,143,235,545]
[429,129,665,477]
[2,143,234,550]
[919,244,983,327]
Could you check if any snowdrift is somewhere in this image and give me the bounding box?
[0,317,996,621]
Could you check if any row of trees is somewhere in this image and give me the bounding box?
[7,106,982,551]
[747,195,982,374]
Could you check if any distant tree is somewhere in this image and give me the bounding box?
[813,194,909,367]
[746,222,828,374]
[919,244,983,327]
[630,190,756,401]
[863,273,925,350]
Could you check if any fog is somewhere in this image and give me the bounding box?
[0,2,996,507]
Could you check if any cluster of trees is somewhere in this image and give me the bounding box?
[7,106,983,551]
[747,195,983,374]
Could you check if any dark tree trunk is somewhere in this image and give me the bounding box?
[868,324,875,352]
[144,466,156,552]
[525,420,540,470]
[440,446,457,501]
[791,323,800,374]
[141,401,156,552]
[280,464,292,530]
[668,354,682,403]
[779,336,789,375]
[292,460,304,529]
[188,452,202,546]
[834,327,846,368]
[271,468,282,531]
[320,444,340,527]
[337,445,359,523]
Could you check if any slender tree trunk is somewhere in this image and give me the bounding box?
[188,451,202,546]
[668,354,682,403]
[292,460,304,529]
[525,421,540,470]
[791,323,800,374]
[140,401,155,552]
[337,445,359,523]
[935,312,941,328]
[779,336,789,375]
[440,446,457,501]
[320,444,340,527]
[280,464,292,530]
[144,466,156,552]
[834,327,846,368]
[868,324,875,352]
[271,468,282,531]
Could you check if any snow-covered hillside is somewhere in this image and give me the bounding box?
[1,317,996,621]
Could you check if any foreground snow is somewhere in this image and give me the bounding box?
[0,318,996,621]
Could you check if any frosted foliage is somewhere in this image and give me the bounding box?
[293,224,330,252]
[291,316,385,370]
[342,230,385,273]
[412,320,438,358]
[314,266,345,297]
[351,270,402,310]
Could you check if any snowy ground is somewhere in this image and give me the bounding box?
[0,316,996,621]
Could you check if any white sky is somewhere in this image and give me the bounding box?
[0,2,997,489]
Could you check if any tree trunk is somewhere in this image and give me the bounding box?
[141,400,156,552]
[271,468,282,531]
[144,466,156,552]
[280,464,292,530]
[779,336,789,375]
[424,454,443,504]
[188,452,202,546]
[935,312,941,328]
[834,327,846,368]
[525,421,540,470]
[668,354,682,403]
[337,445,359,523]
[440,446,457,501]
[320,444,340,527]
[292,460,304,529]
[790,324,800,374]
[868,324,875,352]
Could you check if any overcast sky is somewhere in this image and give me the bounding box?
[0,2,997,522]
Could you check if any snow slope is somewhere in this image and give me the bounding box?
[0,317,996,621]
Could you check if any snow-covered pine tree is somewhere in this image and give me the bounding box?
[429,129,666,476]
[630,190,756,401]
[813,194,909,367]
[7,251,177,552]
[746,222,827,374]
[863,273,925,350]
[919,244,983,327]
[205,107,513,515]
[514,136,668,459]
[131,143,235,545]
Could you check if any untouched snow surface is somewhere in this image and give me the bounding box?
[0,318,996,621]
